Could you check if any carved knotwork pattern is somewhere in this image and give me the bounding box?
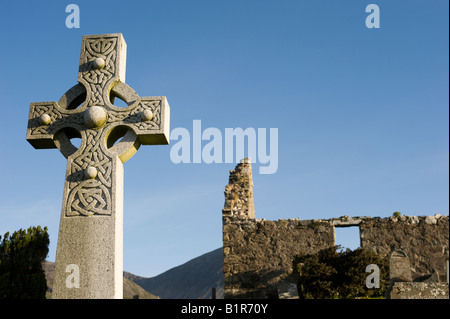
[67,180,111,217]
[66,130,112,217]
[107,100,162,131]
[29,103,84,136]
[80,37,118,106]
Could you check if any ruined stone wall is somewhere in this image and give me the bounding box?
[222,161,449,299]
[360,215,449,281]
[223,217,335,298]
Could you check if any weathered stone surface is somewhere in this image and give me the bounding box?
[222,159,255,219]
[27,34,170,299]
[390,282,449,299]
[330,216,371,227]
[277,281,300,299]
[425,215,437,225]
[389,250,413,283]
[223,214,337,298]
[360,216,449,280]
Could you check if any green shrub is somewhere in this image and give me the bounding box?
[293,246,388,299]
[0,226,49,299]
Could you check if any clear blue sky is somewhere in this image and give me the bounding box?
[0,0,448,277]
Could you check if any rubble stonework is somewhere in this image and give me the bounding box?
[222,158,255,219]
[390,282,449,299]
[222,161,449,299]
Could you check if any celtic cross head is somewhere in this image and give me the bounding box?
[26,33,170,217]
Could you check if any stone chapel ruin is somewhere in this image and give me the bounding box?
[222,160,449,299]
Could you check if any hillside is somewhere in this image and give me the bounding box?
[130,248,224,299]
[42,247,224,299]
[123,277,159,299]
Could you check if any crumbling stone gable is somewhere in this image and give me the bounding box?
[222,158,255,219]
[222,161,449,299]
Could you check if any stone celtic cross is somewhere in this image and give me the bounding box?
[26,33,170,298]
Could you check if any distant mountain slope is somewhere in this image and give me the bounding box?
[123,277,159,299]
[132,248,224,299]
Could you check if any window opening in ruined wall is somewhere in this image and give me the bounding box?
[334,225,361,251]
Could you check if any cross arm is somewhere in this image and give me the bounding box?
[126,96,170,145]
[26,101,84,149]
[107,95,170,146]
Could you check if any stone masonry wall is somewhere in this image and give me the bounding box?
[223,217,335,298]
[360,215,449,281]
[222,161,449,299]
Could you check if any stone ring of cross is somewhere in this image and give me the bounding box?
[52,81,147,163]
